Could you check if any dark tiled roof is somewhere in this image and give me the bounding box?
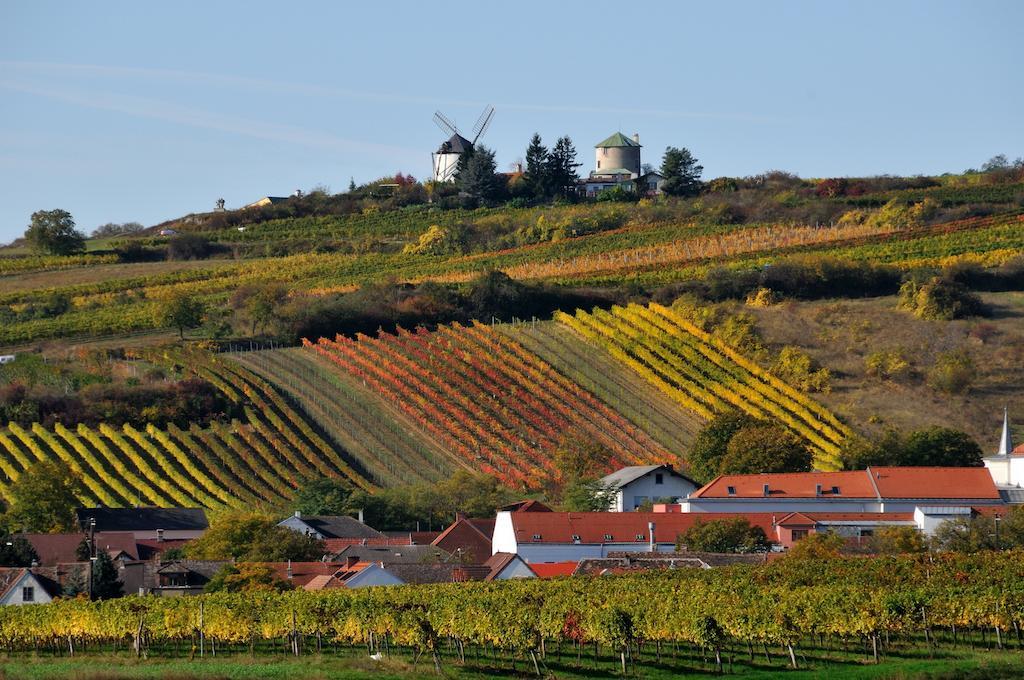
[20,532,140,564]
[292,516,385,540]
[333,545,450,564]
[384,564,490,585]
[76,508,209,532]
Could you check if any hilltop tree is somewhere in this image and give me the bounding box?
[155,291,207,340]
[25,209,86,255]
[524,133,551,199]
[457,144,501,201]
[660,147,704,197]
[546,136,581,198]
[687,411,763,483]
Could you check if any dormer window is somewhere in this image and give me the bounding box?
[635,534,645,541]
[532,534,542,541]
[571,534,580,542]
[727,486,736,496]
[603,533,613,541]
[831,486,840,495]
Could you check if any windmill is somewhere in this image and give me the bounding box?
[431,105,495,183]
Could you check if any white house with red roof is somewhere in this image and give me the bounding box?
[598,464,699,512]
[681,467,1003,515]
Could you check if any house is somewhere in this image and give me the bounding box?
[635,171,667,196]
[381,563,492,584]
[76,508,209,541]
[0,569,62,606]
[491,510,779,562]
[277,512,385,542]
[682,467,1004,514]
[483,552,535,581]
[335,562,406,589]
[499,500,552,513]
[528,562,579,578]
[575,551,769,576]
[771,511,917,548]
[600,464,699,511]
[332,544,450,565]
[580,132,644,198]
[139,560,227,597]
[431,516,495,563]
[0,565,88,605]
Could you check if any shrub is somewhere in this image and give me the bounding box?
[927,348,977,394]
[677,517,771,553]
[166,233,213,260]
[898,276,986,320]
[712,313,763,355]
[745,287,779,307]
[864,350,910,381]
[772,346,831,393]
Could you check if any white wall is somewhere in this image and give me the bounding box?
[515,543,678,563]
[0,573,53,606]
[615,473,698,511]
[985,456,1024,488]
[346,564,405,589]
[494,558,536,580]
[491,512,517,555]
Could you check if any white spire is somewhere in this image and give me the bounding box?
[998,407,1014,456]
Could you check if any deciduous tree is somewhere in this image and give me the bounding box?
[25,209,86,255]
[155,291,207,339]
[3,461,82,533]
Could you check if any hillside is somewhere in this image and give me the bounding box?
[1,171,1023,506]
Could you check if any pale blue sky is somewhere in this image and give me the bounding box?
[1,1,1021,244]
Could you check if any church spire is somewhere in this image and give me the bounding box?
[998,407,1014,456]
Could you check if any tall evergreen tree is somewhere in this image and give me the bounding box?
[457,145,501,201]
[660,146,704,197]
[90,551,123,600]
[524,133,550,199]
[546,136,581,198]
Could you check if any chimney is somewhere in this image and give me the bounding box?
[345,556,359,569]
[156,528,164,543]
[648,521,656,553]
[357,508,364,524]
[455,511,466,522]
[632,133,640,144]
[286,559,293,580]
[762,484,770,497]
[815,484,822,497]
[294,510,301,518]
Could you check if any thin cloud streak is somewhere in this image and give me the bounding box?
[0,79,421,158]
[0,60,772,122]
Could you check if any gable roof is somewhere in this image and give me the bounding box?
[432,518,494,564]
[599,465,696,490]
[21,532,143,565]
[500,500,553,513]
[0,566,79,601]
[505,511,779,545]
[691,467,1001,501]
[595,132,640,148]
[76,508,208,532]
[529,562,579,578]
[382,563,491,585]
[284,515,385,540]
[869,467,1001,499]
[333,544,450,564]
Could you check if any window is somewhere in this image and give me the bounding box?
[571,534,580,542]
[532,534,542,541]
[655,473,664,485]
[859,529,874,537]
[597,161,601,169]
[727,486,736,496]
[791,530,809,542]
[831,486,841,495]
[22,586,34,602]
[604,533,613,541]
[635,534,646,541]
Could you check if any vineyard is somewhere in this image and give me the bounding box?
[0,350,374,509]
[3,207,1022,347]
[302,322,673,489]
[1,552,1023,676]
[556,302,854,469]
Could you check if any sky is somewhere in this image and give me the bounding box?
[1,1,1022,245]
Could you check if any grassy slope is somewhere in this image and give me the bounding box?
[742,290,1024,448]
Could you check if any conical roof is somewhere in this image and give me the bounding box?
[595,132,640,148]
[998,407,1014,456]
[437,133,473,154]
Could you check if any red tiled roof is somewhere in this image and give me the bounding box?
[529,562,578,578]
[501,500,553,513]
[693,470,875,499]
[432,518,494,564]
[134,538,191,561]
[775,512,915,526]
[508,512,780,544]
[258,562,349,588]
[868,467,1000,499]
[20,532,140,565]
[692,467,1000,500]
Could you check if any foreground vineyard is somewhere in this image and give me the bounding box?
[1,552,1022,673]
[304,322,672,489]
[557,302,853,469]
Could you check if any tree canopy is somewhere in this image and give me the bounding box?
[687,411,762,483]
[25,209,86,255]
[3,461,82,533]
[677,517,771,553]
[205,563,294,593]
[154,291,207,339]
[719,425,812,475]
[184,513,326,561]
[841,426,983,469]
[660,147,703,197]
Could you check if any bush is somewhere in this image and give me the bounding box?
[745,287,779,307]
[772,346,831,393]
[927,348,977,394]
[898,276,987,320]
[864,350,910,381]
[166,233,213,260]
[677,517,771,553]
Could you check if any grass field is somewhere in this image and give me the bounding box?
[1,645,1021,680]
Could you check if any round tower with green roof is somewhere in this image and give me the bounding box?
[594,131,641,178]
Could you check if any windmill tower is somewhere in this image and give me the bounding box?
[431,105,495,183]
